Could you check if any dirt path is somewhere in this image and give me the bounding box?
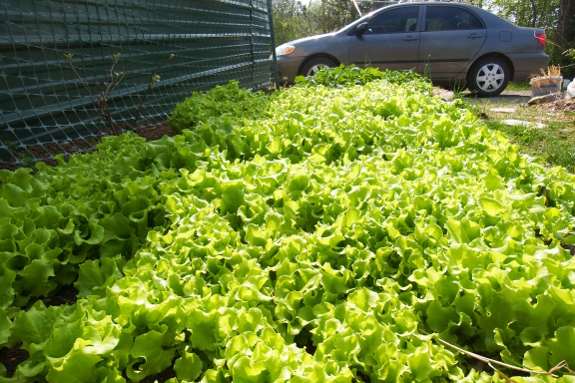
[464,90,531,104]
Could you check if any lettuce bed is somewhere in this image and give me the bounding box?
[1,76,575,383]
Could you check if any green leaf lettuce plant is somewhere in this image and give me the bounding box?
[1,67,575,382]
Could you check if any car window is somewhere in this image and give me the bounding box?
[425,6,484,31]
[365,7,419,35]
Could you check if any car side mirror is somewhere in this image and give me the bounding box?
[355,22,369,35]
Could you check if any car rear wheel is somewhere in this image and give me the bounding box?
[301,58,336,77]
[468,57,510,97]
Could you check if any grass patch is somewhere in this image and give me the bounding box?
[466,100,575,173]
[506,80,531,91]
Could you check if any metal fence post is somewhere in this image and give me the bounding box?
[267,0,280,89]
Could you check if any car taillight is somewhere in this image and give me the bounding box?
[535,32,546,46]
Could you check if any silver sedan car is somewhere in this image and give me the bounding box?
[275,2,548,96]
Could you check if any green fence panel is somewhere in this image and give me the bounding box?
[0,0,277,165]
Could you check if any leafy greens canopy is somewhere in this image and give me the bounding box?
[1,69,575,383]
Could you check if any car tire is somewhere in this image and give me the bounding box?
[301,58,336,77]
[467,57,510,97]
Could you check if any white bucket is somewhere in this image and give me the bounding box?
[567,79,575,100]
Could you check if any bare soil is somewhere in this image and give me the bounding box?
[39,285,79,308]
[0,347,29,378]
[1,121,176,171]
[536,97,575,112]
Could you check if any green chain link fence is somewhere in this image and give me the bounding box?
[0,0,278,165]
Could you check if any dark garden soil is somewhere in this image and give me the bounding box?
[1,121,175,171]
[0,347,29,378]
[39,285,79,308]
[137,121,176,142]
[138,366,178,383]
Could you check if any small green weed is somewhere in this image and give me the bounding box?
[506,80,531,91]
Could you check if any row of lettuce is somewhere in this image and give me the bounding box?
[1,67,575,382]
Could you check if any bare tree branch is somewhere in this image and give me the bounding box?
[419,328,574,379]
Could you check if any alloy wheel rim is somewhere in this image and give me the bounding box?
[307,64,329,76]
[476,63,505,92]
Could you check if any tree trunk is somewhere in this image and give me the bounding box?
[558,0,575,47]
[541,0,549,29]
[530,0,537,27]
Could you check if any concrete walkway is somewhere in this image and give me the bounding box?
[463,90,531,104]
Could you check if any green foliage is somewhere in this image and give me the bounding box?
[294,64,429,89]
[546,42,575,79]
[0,134,173,309]
[168,81,271,134]
[2,73,575,382]
[486,0,558,29]
[562,48,575,78]
[272,0,323,45]
[272,0,381,44]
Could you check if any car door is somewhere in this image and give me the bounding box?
[418,5,487,80]
[348,6,421,72]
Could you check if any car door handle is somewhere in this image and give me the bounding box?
[467,34,483,39]
[403,36,418,41]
